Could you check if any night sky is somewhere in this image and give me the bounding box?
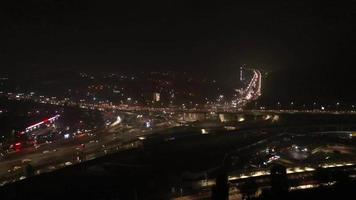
[0,1,355,103]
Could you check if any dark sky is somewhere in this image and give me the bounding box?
[0,1,355,102]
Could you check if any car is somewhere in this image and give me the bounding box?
[48,166,56,170]
[64,162,72,166]
[22,159,32,163]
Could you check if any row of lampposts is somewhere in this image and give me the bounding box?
[254,101,356,111]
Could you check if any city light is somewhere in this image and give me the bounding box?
[110,116,122,127]
[201,129,208,134]
[0,2,354,199]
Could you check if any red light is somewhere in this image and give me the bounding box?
[14,142,22,151]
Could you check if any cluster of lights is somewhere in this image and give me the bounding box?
[321,162,354,168]
[231,68,262,108]
[25,115,60,133]
[229,162,355,181]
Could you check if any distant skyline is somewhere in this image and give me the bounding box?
[0,1,355,102]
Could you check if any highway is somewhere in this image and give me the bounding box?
[0,114,178,186]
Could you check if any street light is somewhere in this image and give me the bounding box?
[313,102,317,109]
[336,102,340,111]
[290,101,294,110]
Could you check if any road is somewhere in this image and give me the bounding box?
[0,115,177,185]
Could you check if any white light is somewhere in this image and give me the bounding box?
[201,129,208,134]
[272,115,279,122]
[263,115,271,120]
[65,162,72,166]
[305,167,315,171]
[64,134,70,139]
[138,136,146,140]
[345,163,353,166]
[110,116,122,127]
[239,175,249,179]
[294,167,304,173]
